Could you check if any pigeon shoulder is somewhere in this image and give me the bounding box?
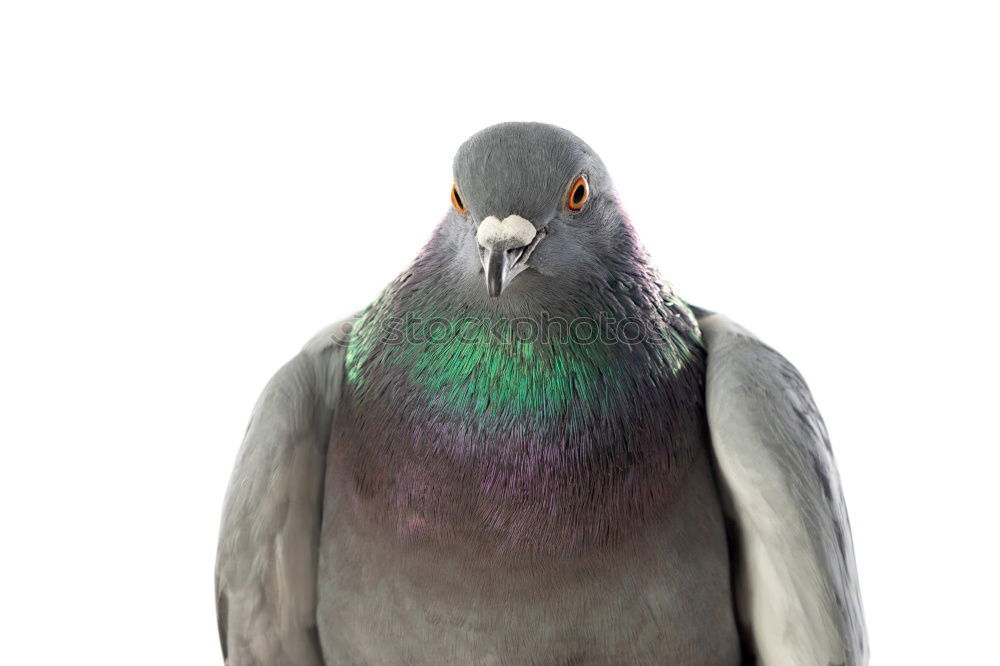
[297,316,357,409]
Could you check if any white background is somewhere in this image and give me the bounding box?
[2,1,997,663]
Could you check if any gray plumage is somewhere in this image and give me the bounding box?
[216,123,867,665]
[216,321,352,666]
[700,312,867,665]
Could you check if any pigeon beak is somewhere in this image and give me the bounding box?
[476,215,545,298]
[481,246,516,298]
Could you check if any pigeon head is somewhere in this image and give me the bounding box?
[345,121,703,472]
[448,122,622,300]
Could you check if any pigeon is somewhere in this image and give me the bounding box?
[216,122,868,665]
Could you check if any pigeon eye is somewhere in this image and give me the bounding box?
[451,184,468,215]
[566,175,589,211]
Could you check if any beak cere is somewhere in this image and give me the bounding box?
[476,215,542,297]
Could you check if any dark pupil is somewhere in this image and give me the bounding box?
[573,184,585,204]
[453,188,464,209]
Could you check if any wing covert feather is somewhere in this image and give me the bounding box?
[215,320,353,666]
[699,313,867,666]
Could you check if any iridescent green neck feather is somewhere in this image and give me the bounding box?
[345,230,704,433]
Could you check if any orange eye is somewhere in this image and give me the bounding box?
[566,175,589,211]
[451,183,468,215]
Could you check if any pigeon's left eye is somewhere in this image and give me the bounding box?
[566,175,589,211]
[451,184,468,215]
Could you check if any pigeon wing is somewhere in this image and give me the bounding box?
[697,311,868,666]
[215,319,354,666]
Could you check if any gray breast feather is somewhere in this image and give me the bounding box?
[699,313,868,666]
[215,319,353,666]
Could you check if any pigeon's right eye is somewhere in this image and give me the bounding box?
[451,184,468,215]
